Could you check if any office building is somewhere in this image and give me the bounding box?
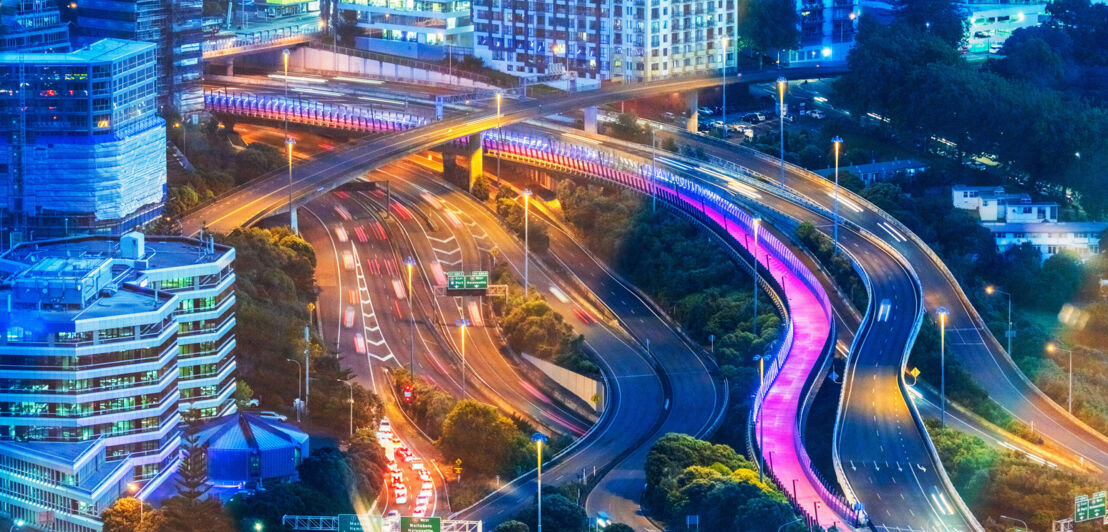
[73,0,204,112]
[340,0,474,60]
[0,0,71,52]
[471,0,853,83]
[0,39,167,241]
[0,232,237,531]
[963,3,1047,53]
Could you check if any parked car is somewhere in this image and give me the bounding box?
[808,109,826,119]
[697,106,714,116]
[754,112,766,121]
[258,411,287,422]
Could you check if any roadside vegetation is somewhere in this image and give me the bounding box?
[927,420,1101,530]
[555,179,780,448]
[795,222,868,311]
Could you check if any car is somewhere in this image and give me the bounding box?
[344,306,356,328]
[572,308,594,324]
[393,489,407,505]
[342,251,355,270]
[416,494,429,508]
[347,288,358,305]
[391,435,403,447]
[387,461,400,474]
[386,510,399,520]
[411,506,426,517]
[418,470,432,482]
[989,43,1003,54]
[418,487,432,498]
[410,460,425,470]
[391,470,403,484]
[697,106,714,116]
[245,398,260,407]
[421,481,433,492]
[258,411,287,422]
[380,417,391,431]
[353,333,366,354]
[808,109,826,119]
[783,114,795,123]
[754,112,766,121]
[596,511,612,528]
[334,225,348,243]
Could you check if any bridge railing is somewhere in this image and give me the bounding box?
[204,90,429,132]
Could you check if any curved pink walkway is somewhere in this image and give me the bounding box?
[487,137,854,528]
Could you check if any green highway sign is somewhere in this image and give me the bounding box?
[400,516,441,532]
[338,514,383,532]
[446,271,489,294]
[1075,491,1107,522]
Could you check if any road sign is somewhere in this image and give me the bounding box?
[400,517,441,532]
[338,514,384,532]
[1075,491,1106,522]
[446,271,488,295]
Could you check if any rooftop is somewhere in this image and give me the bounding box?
[985,221,1108,233]
[0,38,154,64]
[4,234,233,273]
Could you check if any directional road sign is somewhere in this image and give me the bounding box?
[446,271,488,296]
[400,517,441,532]
[1075,491,1106,522]
[337,514,384,532]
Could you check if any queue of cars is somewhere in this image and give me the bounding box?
[377,417,433,520]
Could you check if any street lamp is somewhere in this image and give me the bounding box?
[777,77,787,186]
[457,318,470,395]
[532,432,549,532]
[127,482,143,526]
[1000,515,1028,531]
[1047,342,1075,413]
[406,256,417,376]
[985,285,1014,360]
[752,217,762,337]
[286,137,297,233]
[753,353,770,483]
[286,358,302,401]
[832,136,843,246]
[9,519,25,532]
[650,124,657,213]
[253,521,264,532]
[522,189,532,298]
[496,92,503,186]
[338,379,353,436]
[937,307,948,426]
[720,37,729,127]
[173,121,187,158]
[282,49,290,135]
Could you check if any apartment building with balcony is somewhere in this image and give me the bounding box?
[791,0,857,64]
[0,39,166,243]
[0,232,236,531]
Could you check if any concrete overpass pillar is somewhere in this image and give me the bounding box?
[583,106,598,135]
[467,131,484,192]
[225,58,234,77]
[685,91,699,133]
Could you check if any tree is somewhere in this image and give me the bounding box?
[893,0,968,46]
[438,400,527,477]
[472,176,492,201]
[101,497,158,532]
[234,381,255,408]
[492,521,530,532]
[516,494,589,532]
[176,410,209,501]
[156,497,235,532]
[739,0,799,67]
[604,525,635,532]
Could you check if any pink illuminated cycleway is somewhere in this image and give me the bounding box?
[486,138,853,528]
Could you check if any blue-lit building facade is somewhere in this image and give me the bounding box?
[0,39,167,242]
[0,232,237,531]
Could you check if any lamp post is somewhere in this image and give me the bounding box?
[938,307,948,426]
[777,77,787,186]
[127,483,143,526]
[9,519,25,532]
[496,92,503,186]
[1047,342,1075,413]
[286,358,302,401]
[532,432,549,532]
[1000,515,1029,531]
[522,189,532,298]
[752,218,762,337]
[287,137,297,233]
[338,379,353,436]
[282,49,290,135]
[650,125,657,213]
[457,318,469,395]
[720,37,729,127]
[832,136,843,246]
[753,353,768,483]
[253,521,264,532]
[985,285,1014,359]
[406,256,417,376]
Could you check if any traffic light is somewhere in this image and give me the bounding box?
[403,384,413,403]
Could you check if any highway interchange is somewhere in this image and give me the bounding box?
[186,70,1108,531]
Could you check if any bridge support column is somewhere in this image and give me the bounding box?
[225,59,234,77]
[685,91,699,133]
[467,131,484,192]
[583,106,598,135]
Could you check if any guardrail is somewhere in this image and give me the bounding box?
[203,90,429,132]
[483,128,857,527]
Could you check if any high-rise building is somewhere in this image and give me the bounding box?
[339,0,474,60]
[472,0,855,81]
[0,39,167,241]
[0,0,71,52]
[0,232,237,531]
[73,0,204,113]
